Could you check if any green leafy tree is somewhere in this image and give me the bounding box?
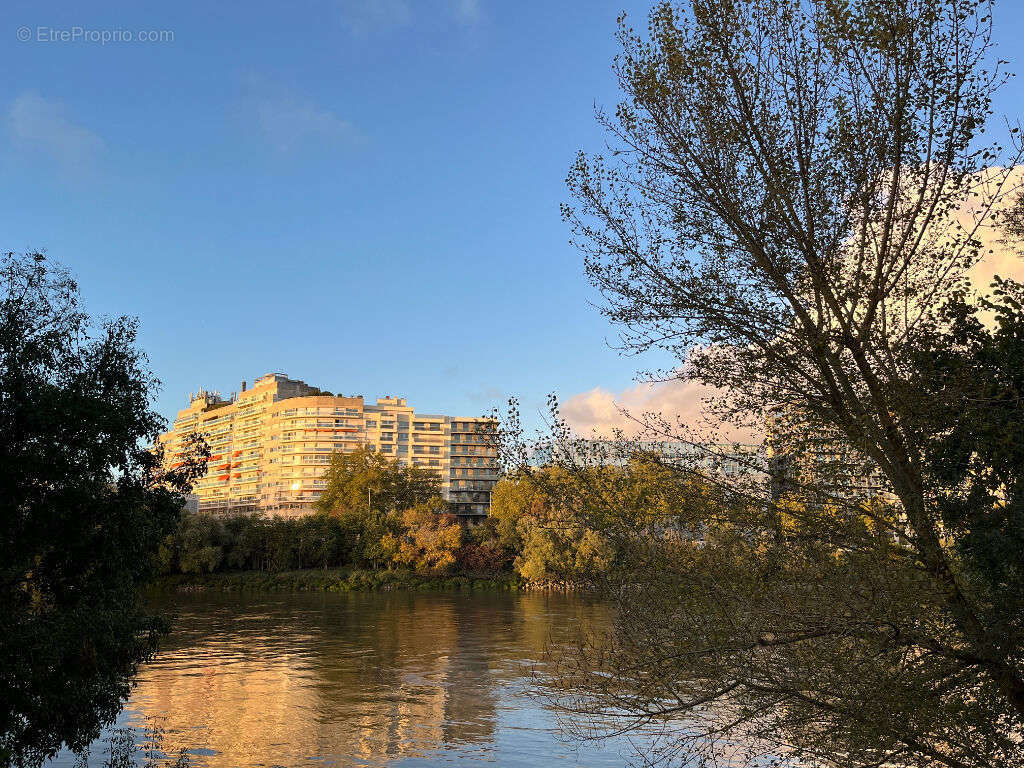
[490,468,618,583]
[296,515,343,571]
[455,519,513,574]
[908,278,1024,643]
[175,513,226,575]
[391,498,463,574]
[0,253,204,767]
[314,446,443,567]
[315,446,442,515]
[489,474,539,551]
[224,513,271,571]
[266,517,300,572]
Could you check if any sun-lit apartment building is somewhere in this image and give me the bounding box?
[159,373,498,518]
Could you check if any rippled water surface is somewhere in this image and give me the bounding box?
[49,590,652,767]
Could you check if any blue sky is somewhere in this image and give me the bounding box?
[2,0,1024,430]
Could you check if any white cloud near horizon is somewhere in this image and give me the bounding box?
[6,93,104,170]
[562,378,763,444]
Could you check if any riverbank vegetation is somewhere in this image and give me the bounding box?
[154,567,522,593]
[154,446,682,590]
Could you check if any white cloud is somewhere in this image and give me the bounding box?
[466,384,505,405]
[243,78,357,152]
[562,378,762,444]
[336,0,482,33]
[450,0,481,25]
[336,0,413,33]
[6,93,103,169]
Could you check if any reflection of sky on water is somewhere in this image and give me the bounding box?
[47,591,655,767]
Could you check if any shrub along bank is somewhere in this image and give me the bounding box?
[155,448,632,591]
[153,567,524,594]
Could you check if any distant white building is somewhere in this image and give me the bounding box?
[766,406,893,507]
[531,439,767,486]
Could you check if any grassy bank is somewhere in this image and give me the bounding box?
[151,567,526,594]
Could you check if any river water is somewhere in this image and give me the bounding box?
[49,590,659,768]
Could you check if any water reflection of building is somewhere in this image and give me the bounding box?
[128,594,502,766]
